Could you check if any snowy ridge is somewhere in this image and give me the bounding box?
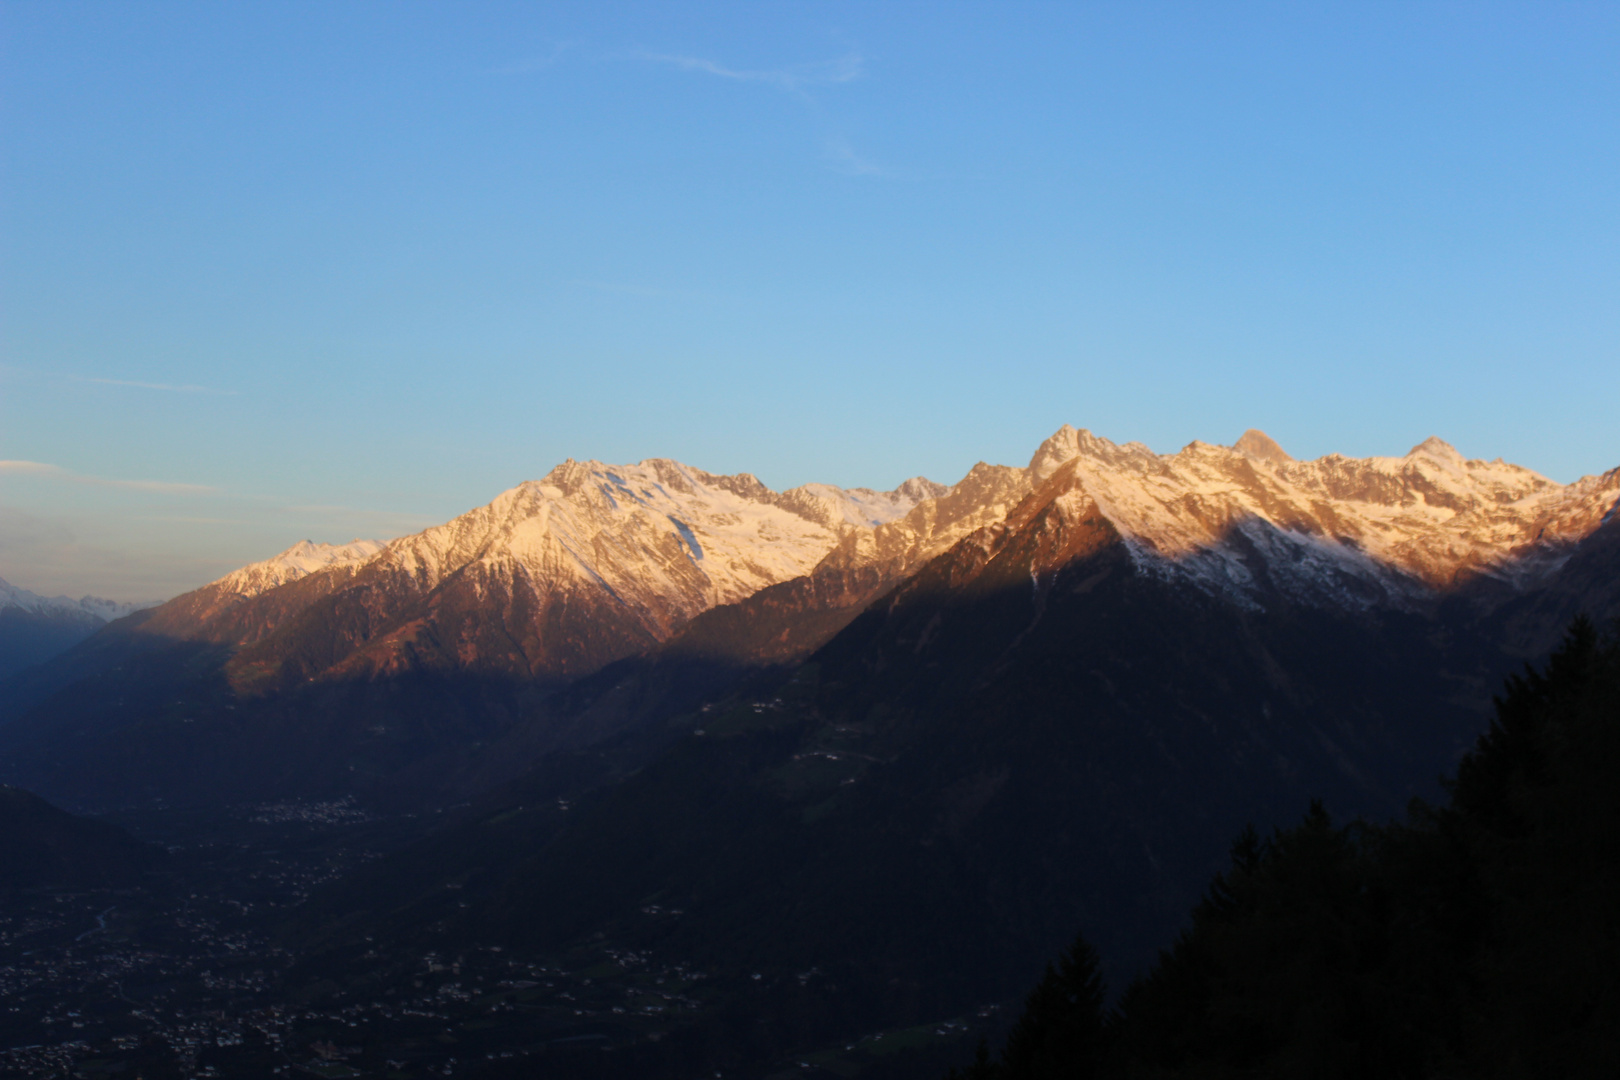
[210,539,386,599]
[1028,426,1620,609]
[361,459,944,641]
[155,432,1616,682]
[779,478,951,528]
[819,464,1035,585]
[0,576,152,624]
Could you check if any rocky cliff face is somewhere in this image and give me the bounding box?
[659,461,1036,667]
[656,427,1619,671]
[1027,425,1620,610]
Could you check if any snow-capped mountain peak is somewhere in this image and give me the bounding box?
[176,457,968,687]
[111,434,1619,695]
[0,576,157,679]
[211,539,386,599]
[0,576,151,623]
[1407,435,1467,466]
[367,458,943,642]
[1021,426,1620,609]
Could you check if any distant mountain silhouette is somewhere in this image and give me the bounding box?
[0,784,162,889]
[0,576,152,681]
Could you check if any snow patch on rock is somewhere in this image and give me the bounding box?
[1028,428,1620,610]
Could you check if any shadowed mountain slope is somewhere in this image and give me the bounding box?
[292,452,1616,1059]
[0,576,153,682]
[0,784,163,889]
[0,461,948,811]
[1,429,1614,824]
[954,619,1620,1080]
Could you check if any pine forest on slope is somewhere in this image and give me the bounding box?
[946,619,1620,1080]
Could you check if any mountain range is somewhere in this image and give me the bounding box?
[3,425,1616,813]
[0,577,152,681]
[0,425,1616,1070]
[287,428,1618,1005]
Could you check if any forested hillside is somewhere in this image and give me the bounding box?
[957,616,1620,1079]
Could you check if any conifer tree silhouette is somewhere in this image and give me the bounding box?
[946,617,1620,1078]
[997,933,1107,1080]
[944,1037,997,1080]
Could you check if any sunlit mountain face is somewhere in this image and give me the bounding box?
[1,427,1616,1079]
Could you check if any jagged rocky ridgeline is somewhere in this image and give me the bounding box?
[124,460,954,689]
[1,427,1616,813]
[72,427,1620,682]
[276,430,1620,1050]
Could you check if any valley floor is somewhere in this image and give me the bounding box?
[0,806,1006,1080]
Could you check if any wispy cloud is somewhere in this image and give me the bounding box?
[283,504,439,529]
[0,461,56,478]
[491,40,575,75]
[571,279,719,301]
[825,137,892,178]
[640,50,894,179]
[140,516,243,525]
[0,460,216,495]
[74,376,237,395]
[640,51,863,97]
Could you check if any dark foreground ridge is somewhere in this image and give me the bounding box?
[0,786,162,890]
[952,617,1620,1079]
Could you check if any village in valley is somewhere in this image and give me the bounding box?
[0,803,997,1079]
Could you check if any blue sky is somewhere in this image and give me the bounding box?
[2,2,1617,600]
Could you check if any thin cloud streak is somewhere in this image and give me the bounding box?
[0,461,56,477]
[825,138,892,178]
[640,51,863,95]
[283,504,438,529]
[0,460,217,495]
[571,279,720,301]
[491,40,575,75]
[76,376,238,395]
[641,50,892,179]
